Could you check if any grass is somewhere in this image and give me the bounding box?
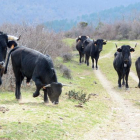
[1,38,140,139]
[0,38,113,140]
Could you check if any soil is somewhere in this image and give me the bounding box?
[84,68,140,140]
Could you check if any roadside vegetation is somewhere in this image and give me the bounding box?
[0,24,140,139]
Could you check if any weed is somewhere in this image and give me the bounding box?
[65,90,91,103]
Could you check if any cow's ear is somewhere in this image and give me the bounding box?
[7,41,17,49]
[76,38,81,42]
[94,41,97,46]
[117,48,122,52]
[103,42,106,45]
[130,48,135,52]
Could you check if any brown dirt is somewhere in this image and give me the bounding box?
[84,69,140,140]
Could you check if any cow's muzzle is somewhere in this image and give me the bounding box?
[52,101,59,105]
[0,61,5,69]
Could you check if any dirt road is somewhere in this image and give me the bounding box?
[84,68,140,140]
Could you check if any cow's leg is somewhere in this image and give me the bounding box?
[81,54,84,63]
[15,74,24,99]
[95,58,98,70]
[44,90,49,103]
[79,52,82,64]
[33,78,44,97]
[138,75,140,88]
[117,72,122,88]
[86,55,90,66]
[122,76,125,86]
[85,54,87,63]
[12,66,24,100]
[125,72,129,88]
[91,57,94,69]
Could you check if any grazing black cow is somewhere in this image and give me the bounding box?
[5,45,65,104]
[135,57,140,88]
[76,35,89,63]
[113,44,136,88]
[84,39,107,69]
[0,32,20,85]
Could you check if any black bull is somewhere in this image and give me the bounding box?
[84,39,107,69]
[5,46,65,104]
[76,36,89,63]
[113,44,136,88]
[0,32,20,85]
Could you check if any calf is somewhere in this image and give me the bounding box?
[5,45,65,104]
[113,44,136,88]
[84,39,107,69]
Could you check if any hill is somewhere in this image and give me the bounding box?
[44,2,140,31]
[0,0,140,24]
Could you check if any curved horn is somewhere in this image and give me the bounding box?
[17,35,21,41]
[44,84,51,88]
[134,43,137,48]
[7,35,20,41]
[115,43,118,48]
[103,40,107,43]
[62,84,70,86]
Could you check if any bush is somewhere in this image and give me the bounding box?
[65,90,91,104]
[0,23,72,90]
[62,53,73,62]
[60,65,72,79]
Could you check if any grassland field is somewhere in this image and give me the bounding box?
[0,39,140,140]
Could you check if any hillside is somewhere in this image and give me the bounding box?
[45,2,140,31]
[0,0,140,24]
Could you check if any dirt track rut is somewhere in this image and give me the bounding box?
[84,68,140,140]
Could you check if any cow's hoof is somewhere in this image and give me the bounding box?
[33,93,40,97]
[44,101,49,105]
[118,86,121,89]
[125,88,129,90]
[96,68,98,70]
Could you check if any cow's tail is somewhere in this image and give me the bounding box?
[4,47,20,74]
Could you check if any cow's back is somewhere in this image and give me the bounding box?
[11,47,56,83]
[84,42,92,56]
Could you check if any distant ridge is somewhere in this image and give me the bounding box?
[44,2,140,31]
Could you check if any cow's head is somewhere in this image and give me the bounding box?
[45,82,63,104]
[116,44,136,63]
[94,39,107,52]
[76,35,89,43]
[0,32,20,85]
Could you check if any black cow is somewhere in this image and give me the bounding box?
[76,36,89,63]
[113,44,136,88]
[135,57,140,88]
[5,45,65,104]
[84,39,107,69]
[0,32,20,85]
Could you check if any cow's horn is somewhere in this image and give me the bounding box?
[134,43,137,48]
[79,36,81,38]
[86,36,89,38]
[103,40,107,43]
[7,35,20,41]
[62,84,69,86]
[44,84,51,88]
[115,43,118,48]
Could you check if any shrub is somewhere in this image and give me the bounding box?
[60,65,72,79]
[62,53,73,62]
[65,90,91,104]
[0,23,72,90]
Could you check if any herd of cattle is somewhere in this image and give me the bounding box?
[76,35,140,89]
[0,32,140,104]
